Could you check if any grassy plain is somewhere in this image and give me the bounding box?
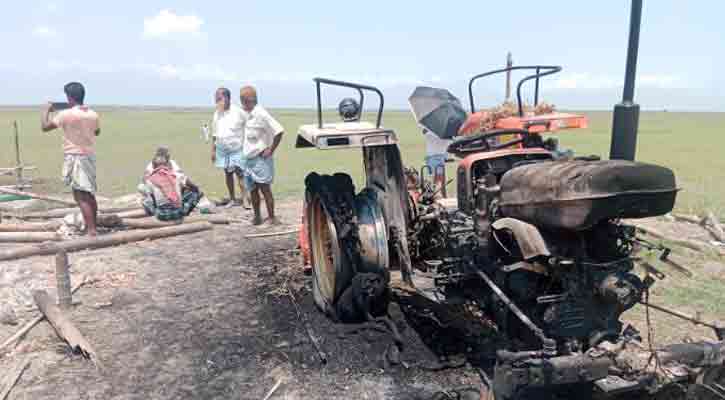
[1,108,723,218]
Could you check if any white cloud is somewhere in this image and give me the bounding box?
[147,63,239,82]
[32,26,57,38]
[639,74,684,88]
[47,3,58,12]
[551,72,685,90]
[143,10,203,39]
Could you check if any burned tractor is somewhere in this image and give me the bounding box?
[296,72,725,399]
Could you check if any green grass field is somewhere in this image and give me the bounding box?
[1,108,724,217]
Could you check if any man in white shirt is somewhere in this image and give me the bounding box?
[240,86,284,225]
[424,128,452,197]
[211,87,250,208]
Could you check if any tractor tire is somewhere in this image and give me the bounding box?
[307,192,354,318]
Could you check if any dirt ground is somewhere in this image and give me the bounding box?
[0,200,483,400]
[1,198,724,400]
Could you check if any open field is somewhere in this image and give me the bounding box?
[1,108,724,217]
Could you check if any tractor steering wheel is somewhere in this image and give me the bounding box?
[447,129,532,156]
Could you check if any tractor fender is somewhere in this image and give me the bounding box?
[492,217,551,260]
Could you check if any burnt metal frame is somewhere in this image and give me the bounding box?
[468,65,562,116]
[314,78,385,129]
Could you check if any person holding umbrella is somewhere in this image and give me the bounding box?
[408,86,467,197]
[423,128,452,197]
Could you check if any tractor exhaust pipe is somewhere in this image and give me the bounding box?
[610,0,643,161]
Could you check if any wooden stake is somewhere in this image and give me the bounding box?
[13,121,22,188]
[0,358,30,400]
[33,290,100,366]
[0,277,89,352]
[55,251,72,309]
[0,232,62,243]
[0,222,212,261]
[0,188,76,207]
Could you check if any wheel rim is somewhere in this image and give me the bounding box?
[308,196,342,305]
[355,188,389,274]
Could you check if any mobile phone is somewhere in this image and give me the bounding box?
[50,102,71,112]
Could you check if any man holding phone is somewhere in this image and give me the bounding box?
[40,82,101,236]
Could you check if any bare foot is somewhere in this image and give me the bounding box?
[265,217,282,226]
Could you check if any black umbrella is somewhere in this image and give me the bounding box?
[408,86,467,139]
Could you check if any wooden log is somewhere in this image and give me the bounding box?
[245,228,300,238]
[0,188,76,207]
[632,223,708,253]
[705,211,725,243]
[0,221,62,232]
[0,358,30,400]
[0,277,89,352]
[113,209,148,219]
[0,232,61,243]
[22,206,137,220]
[33,290,100,365]
[0,222,213,262]
[670,213,704,225]
[101,214,230,230]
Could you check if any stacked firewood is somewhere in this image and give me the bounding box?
[476,101,557,132]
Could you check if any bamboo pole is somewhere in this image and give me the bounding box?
[245,228,300,238]
[13,121,22,188]
[0,232,62,243]
[113,215,230,229]
[0,188,76,207]
[22,206,137,220]
[0,222,212,262]
[33,290,100,366]
[0,221,62,232]
[0,277,89,352]
[0,358,30,400]
[55,251,72,309]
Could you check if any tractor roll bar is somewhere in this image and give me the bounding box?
[314,78,384,128]
[468,65,562,116]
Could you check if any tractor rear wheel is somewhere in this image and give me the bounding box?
[307,193,354,317]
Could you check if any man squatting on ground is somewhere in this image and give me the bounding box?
[41,82,101,236]
[239,86,285,225]
[211,87,250,208]
[140,147,203,221]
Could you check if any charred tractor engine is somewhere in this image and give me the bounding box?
[296,74,725,399]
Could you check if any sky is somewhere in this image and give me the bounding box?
[1,1,723,110]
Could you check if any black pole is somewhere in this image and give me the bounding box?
[610,0,642,161]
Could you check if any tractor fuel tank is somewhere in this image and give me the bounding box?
[498,160,677,231]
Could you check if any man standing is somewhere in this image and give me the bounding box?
[239,86,284,225]
[41,82,100,236]
[211,87,249,208]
